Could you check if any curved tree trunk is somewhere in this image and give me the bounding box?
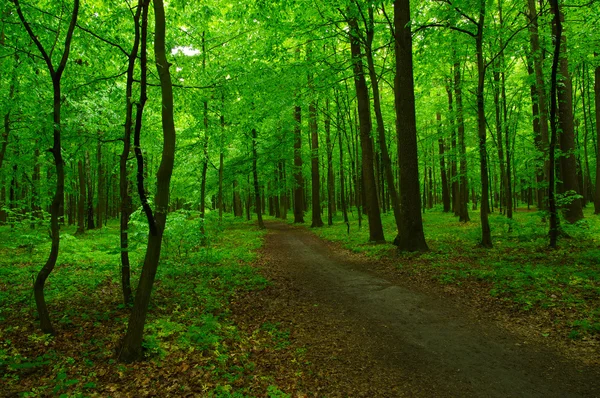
[14,0,79,334]
[119,0,176,362]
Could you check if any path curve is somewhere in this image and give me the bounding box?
[235,221,600,397]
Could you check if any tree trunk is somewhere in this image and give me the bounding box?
[96,139,105,228]
[548,0,561,247]
[325,98,335,226]
[77,160,86,234]
[475,1,492,247]
[438,115,451,212]
[233,180,242,217]
[119,0,176,362]
[293,100,305,223]
[119,2,142,306]
[393,0,427,251]
[13,0,80,334]
[308,82,323,227]
[552,4,584,223]
[454,59,470,223]
[252,129,265,229]
[348,16,384,243]
[595,61,600,214]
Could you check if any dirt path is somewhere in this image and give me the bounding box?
[233,221,600,397]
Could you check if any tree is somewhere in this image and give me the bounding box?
[393,0,428,251]
[119,0,176,362]
[13,0,80,334]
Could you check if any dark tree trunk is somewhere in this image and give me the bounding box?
[293,99,305,223]
[119,2,142,306]
[475,1,492,247]
[77,160,86,234]
[552,4,583,223]
[325,98,335,226]
[454,59,470,223]
[119,0,176,362]
[364,6,402,238]
[14,0,80,334]
[548,0,561,247]
[446,85,460,216]
[438,114,451,212]
[595,61,600,214]
[251,129,265,229]
[233,180,243,217]
[337,96,349,224]
[527,0,550,211]
[348,16,384,243]
[393,0,427,251]
[309,90,323,227]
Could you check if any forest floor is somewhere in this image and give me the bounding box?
[232,219,600,397]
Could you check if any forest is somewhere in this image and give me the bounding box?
[1,0,599,396]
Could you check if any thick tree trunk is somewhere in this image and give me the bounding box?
[393,0,427,251]
[551,5,583,223]
[119,0,176,362]
[348,16,384,243]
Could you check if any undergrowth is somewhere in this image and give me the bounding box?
[0,211,291,397]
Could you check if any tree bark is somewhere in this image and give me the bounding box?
[595,61,600,214]
[548,0,561,247]
[119,2,142,306]
[454,59,470,223]
[438,114,451,212]
[551,4,584,223]
[252,129,265,229]
[475,0,492,247]
[293,100,305,223]
[325,98,335,226]
[119,0,176,362]
[77,160,86,234]
[393,0,427,251]
[348,16,385,243]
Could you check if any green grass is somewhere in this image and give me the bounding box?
[303,204,600,340]
[0,211,287,396]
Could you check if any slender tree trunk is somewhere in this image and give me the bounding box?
[393,0,427,251]
[325,98,335,226]
[119,2,142,306]
[454,59,470,222]
[348,16,384,243]
[119,0,176,362]
[308,76,323,227]
[77,160,86,234]
[475,0,492,247]
[14,0,80,334]
[233,180,243,217]
[293,100,305,223]
[438,114,451,212]
[252,129,265,229]
[548,0,561,247]
[595,60,600,214]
